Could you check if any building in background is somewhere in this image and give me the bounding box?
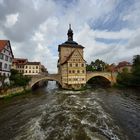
[24,62,41,76]
[116,61,132,73]
[12,58,28,74]
[0,40,14,86]
[12,58,47,76]
[57,25,86,89]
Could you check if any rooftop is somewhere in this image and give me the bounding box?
[26,62,40,65]
[0,40,9,52]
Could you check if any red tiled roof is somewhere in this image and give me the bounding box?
[117,61,131,68]
[0,40,8,52]
[13,58,28,65]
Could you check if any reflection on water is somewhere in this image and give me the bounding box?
[0,81,139,140]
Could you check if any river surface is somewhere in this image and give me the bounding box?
[0,81,140,140]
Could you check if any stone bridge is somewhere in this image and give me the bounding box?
[86,72,117,85]
[29,72,117,88]
[29,74,61,88]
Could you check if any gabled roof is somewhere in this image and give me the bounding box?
[0,40,14,58]
[61,48,86,65]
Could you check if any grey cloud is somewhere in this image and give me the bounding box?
[0,0,57,42]
[127,33,140,49]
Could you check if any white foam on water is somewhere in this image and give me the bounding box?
[84,127,108,140]
[14,117,46,140]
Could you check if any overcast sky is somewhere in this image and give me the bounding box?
[0,0,140,73]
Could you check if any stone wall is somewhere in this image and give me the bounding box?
[0,87,28,98]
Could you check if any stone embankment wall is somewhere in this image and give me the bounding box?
[0,87,29,98]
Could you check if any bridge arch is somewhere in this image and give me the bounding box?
[86,72,114,85]
[87,75,111,83]
[29,75,62,88]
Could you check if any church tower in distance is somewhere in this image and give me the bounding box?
[57,25,86,90]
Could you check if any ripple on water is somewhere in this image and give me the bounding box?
[14,90,127,140]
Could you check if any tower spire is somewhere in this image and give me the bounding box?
[67,24,73,41]
[69,24,71,29]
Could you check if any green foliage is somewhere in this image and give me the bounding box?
[10,69,31,87]
[132,55,140,76]
[86,59,108,72]
[86,64,94,71]
[117,55,140,87]
[0,75,6,88]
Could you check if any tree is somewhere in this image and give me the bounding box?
[132,55,140,76]
[90,59,108,71]
[117,69,133,86]
[131,55,140,86]
[86,64,94,71]
[0,75,6,89]
[10,69,31,88]
[117,55,140,87]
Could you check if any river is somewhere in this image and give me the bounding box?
[0,81,140,140]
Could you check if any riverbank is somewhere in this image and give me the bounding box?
[0,87,31,99]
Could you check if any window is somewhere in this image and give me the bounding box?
[36,66,38,69]
[76,63,78,67]
[5,55,8,61]
[29,70,31,73]
[69,63,72,67]
[82,63,84,67]
[4,63,7,69]
[72,70,75,73]
[9,65,11,69]
[26,66,28,68]
[77,70,80,73]
[69,70,71,73]
[25,70,27,73]
[9,57,12,62]
[82,70,85,73]
[0,62,2,70]
[29,66,31,69]
[0,53,4,59]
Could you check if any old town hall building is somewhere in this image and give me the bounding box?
[57,25,86,89]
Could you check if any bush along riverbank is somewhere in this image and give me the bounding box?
[0,69,31,99]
